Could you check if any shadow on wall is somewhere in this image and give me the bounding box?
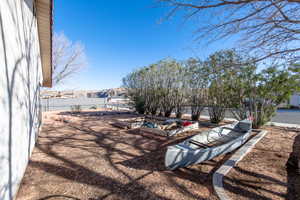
[0,1,41,199]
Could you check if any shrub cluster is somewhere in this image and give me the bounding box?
[123,50,300,128]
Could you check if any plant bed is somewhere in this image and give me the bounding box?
[112,115,199,137]
[136,117,199,137]
[111,117,145,129]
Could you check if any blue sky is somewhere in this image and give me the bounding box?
[54,0,234,90]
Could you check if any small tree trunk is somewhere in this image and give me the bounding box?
[191,114,200,121]
[176,106,183,119]
[176,112,183,119]
[138,110,145,114]
[191,106,204,121]
[150,107,158,116]
[165,110,172,117]
[209,106,225,124]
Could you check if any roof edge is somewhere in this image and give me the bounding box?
[36,0,53,87]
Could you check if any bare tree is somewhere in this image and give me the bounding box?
[52,32,86,86]
[160,0,300,63]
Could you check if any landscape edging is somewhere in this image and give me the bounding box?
[212,130,269,200]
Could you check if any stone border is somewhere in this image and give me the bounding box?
[213,130,269,200]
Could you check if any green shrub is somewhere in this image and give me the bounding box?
[71,105,81,113]
[134,96,146,114]
[90,105,97,109]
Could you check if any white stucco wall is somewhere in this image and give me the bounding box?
[0,0,43,199]
[290,93,300,107]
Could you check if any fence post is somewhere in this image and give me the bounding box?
[47,98,49,112]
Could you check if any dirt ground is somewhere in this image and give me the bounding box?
[224,126,300,200]
[16,111,229,200]
[16,111,300,200]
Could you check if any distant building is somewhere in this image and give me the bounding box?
[279,93,300,108]
[87,91,109,98]
[62,92,74,98]
[289,93,300,107]
[108,96,130,104]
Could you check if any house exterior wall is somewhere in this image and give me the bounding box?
[278,93,300,108]
[290,93,300,107]
[0,0,43,199]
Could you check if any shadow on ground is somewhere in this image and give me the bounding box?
[222,126,300,200]
[16,111,293,200]
[286,133,300,199]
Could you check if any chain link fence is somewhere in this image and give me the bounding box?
[41,97,131,112]
[41,98,300,124]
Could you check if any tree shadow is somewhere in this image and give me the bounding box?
[29,160,171,200]
[116,149,167,171]
[222,135,298,200]
[117,128,212,172]
[18,113,291,200]
[26,118,175,199]
[17,115,220,199]
[223,166,287,200]
[286,133,300,199]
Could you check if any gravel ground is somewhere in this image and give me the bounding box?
[16,111,231,200]
[16,111,300,200]
[224,126,300,200]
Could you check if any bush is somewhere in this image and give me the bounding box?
[122,50,300,128]
[176,111,183,119]
[71,105,81,113]
[90,105,97,109]
[134,96,146,114]
[208,106,226,124]
[225,65,300,128]
[191,113,200,121]
[290,105,300,109]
